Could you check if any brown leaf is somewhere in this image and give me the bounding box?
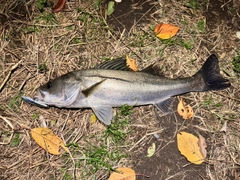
[198,134,207,159]
[31,127,69,155]
[108,167,136,180]
[220,121,227,133]
[53,0,66,13]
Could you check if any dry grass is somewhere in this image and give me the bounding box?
[0,0,239,179]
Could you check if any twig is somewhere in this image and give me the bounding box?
[214,91,240,103]
[0,115,14,145]
[0,60,23,93]
[128,129,163,152]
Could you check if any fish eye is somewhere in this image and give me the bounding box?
[47,81,52,89]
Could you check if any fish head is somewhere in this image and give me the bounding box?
[35,73,82,107]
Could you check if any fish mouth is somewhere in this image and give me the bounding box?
[34,89,46,101]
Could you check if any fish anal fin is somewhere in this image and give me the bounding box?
[92,106,113,125]
[82,79,106,97]
[154,97,175,114]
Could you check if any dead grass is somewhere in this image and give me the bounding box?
[0,0,239,179]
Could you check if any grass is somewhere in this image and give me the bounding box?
[76,106,131,179]
[0,0,239,179]
[232,52,240,76]
[10,133,21,147]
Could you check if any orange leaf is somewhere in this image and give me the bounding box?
[108,167,136,180]
[177,97,194,119]
[126,56,138,71]
[177,132,205,165]
[31,127,69,155]
[154,24,179,40]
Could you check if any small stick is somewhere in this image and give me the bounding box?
[0,60,22,93]
[0,115,14,145]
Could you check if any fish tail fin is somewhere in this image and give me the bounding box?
[193,54,230,91]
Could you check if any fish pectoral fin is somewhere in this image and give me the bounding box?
[92,106,113,125]
[82,79,106,97]
[154,97,175,114]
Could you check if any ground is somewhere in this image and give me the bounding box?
[0,0,239,180]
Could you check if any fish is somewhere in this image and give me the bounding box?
[32,54,230,125]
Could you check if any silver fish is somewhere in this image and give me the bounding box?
[33,54,230,125]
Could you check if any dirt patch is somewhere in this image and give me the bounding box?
[204,0,240,30]
[104,0,158,32]
[130,100,208,180]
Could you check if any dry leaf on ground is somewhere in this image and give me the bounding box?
[31,127,69,155]
[177,97,194,119]
[147,143,156,157]
[220,121,227,132]
[108,167,136,180]
[90,114,97,124]
[126,55,138,71]
[198,134,207,159]
[177,132,205,165]
[53,0,66,13]
[154,23,179,40]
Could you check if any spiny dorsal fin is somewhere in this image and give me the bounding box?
[96,58,133,71]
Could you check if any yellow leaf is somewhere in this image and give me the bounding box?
[154,23,179,40]
[108,167,136,180]
[177,97,194,120]
[126,55,138,71]
[177,132,204,165]
[147,143,156,157]
[31,127,69,155]
[90,114,97,124]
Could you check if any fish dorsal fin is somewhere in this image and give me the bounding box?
[96,58,133,71]
[154,97,175,114]
[82,79,106,97]
[91,106,113,125]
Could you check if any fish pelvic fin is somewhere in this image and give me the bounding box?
[92,106,113,125]
[192,54,231,91]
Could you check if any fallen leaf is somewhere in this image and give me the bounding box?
[90,114,97,124]
[220,121,227,133]
[198,134,207,159]
[31,127,69,155]
[106,1,115,16]
[126,55,138,71]
[154,24,179,40]
[177,132,204,165]
[147,143,156,157]
[108,167,136,180]
[53,0,66,13]
[177,97,194,120]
